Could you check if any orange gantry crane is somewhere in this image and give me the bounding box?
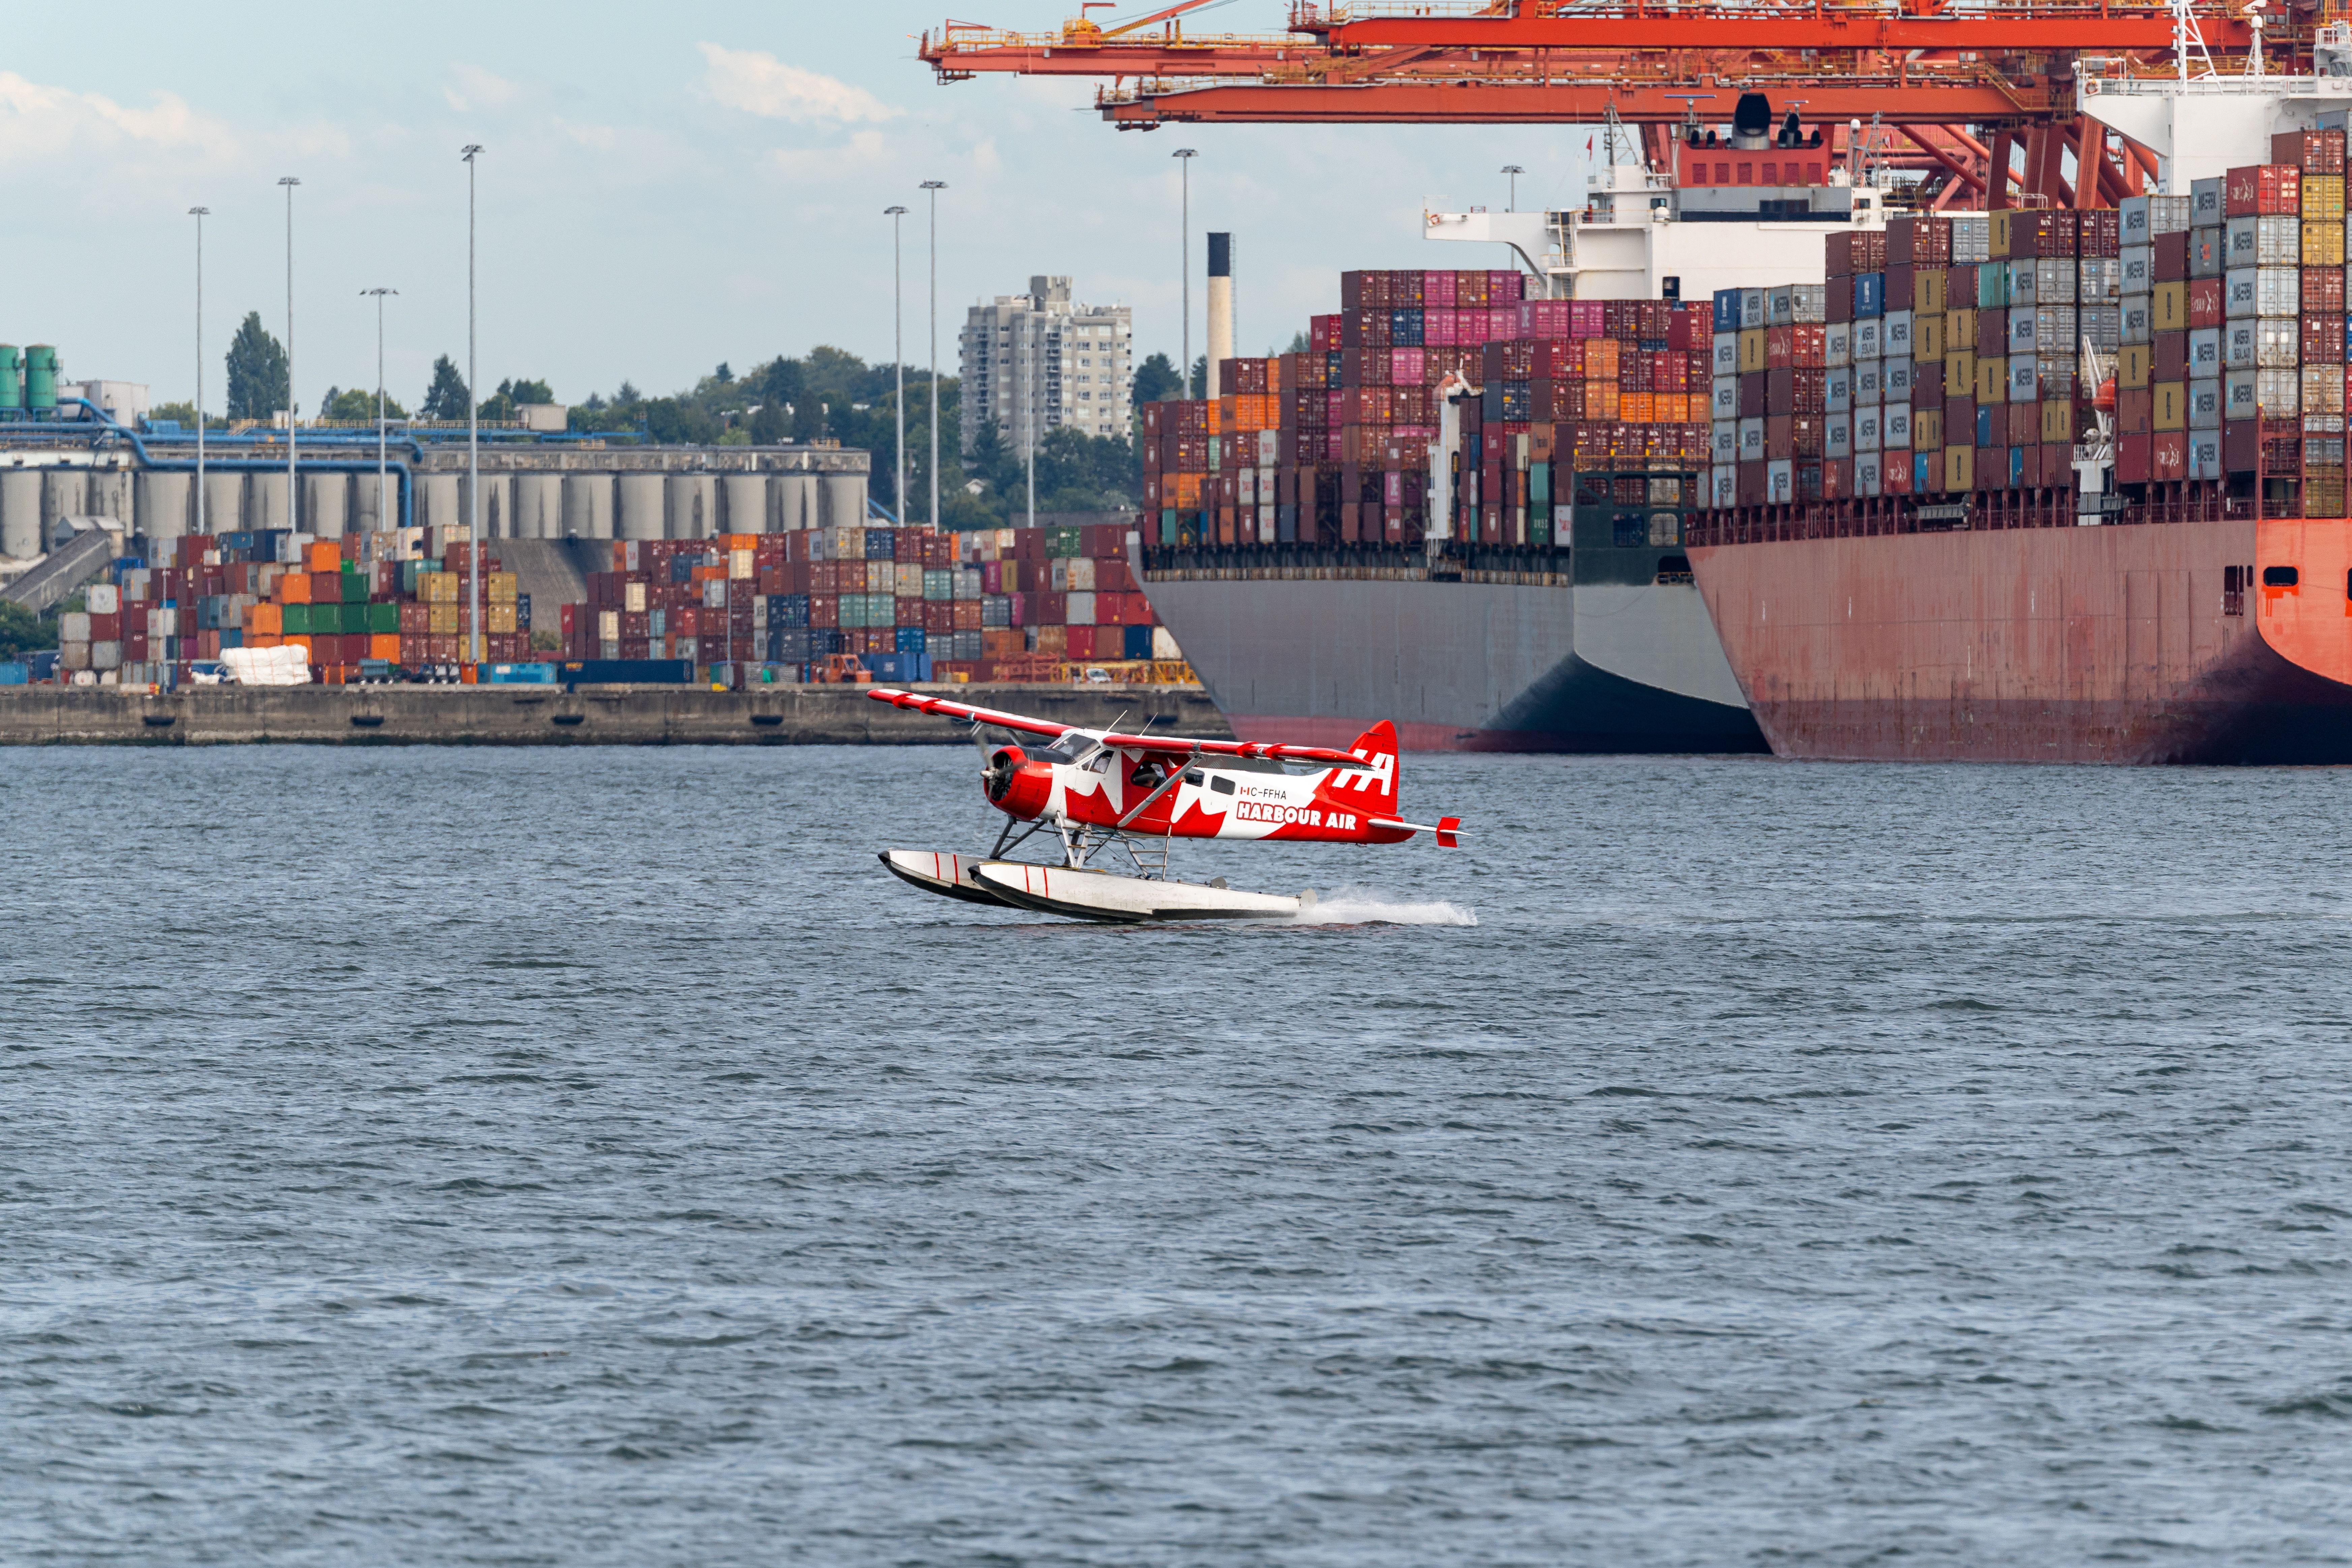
[921,0,2272,207]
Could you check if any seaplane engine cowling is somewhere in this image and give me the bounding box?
[983,745,1055,819]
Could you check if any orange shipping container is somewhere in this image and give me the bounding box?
[247,634,282,650]
[280,573,313,605]
[282,634,313,658]
[247,602,284,635]
[369,634,402,661]
[307,542,340,572]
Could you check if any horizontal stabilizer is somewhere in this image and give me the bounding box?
[1369,815,1470,844]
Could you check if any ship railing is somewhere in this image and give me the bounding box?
[1682,482,2289,545]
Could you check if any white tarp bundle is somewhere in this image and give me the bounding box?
[219,645,313,686]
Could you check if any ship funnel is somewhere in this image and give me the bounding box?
[1206,232,1234,401]
[1732,93,1773,150]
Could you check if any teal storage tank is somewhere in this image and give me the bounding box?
[0,346,19,410]
[23,345,58,410]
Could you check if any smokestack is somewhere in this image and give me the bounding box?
[1206,232,1233,401]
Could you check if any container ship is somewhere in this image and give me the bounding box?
[1137,133,1897,752]
[1685,67,2352,763]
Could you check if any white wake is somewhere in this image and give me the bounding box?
[1287,887,1478,927]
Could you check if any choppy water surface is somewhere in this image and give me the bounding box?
[5,745,2351,1565]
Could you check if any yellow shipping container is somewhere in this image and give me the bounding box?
[2153,380,2186,431]
[428,603,462,636]
[487,604,519,634]
[485,570,519,605]
[1947,307,1975,350]
[1915,408,1944,451]
[731,548,755,581]
[2305,174,2346,222]
[2152,281,2187,334]
[1915,271,1947,316]
[1975,356,2006,406]
[1944,444,1973,491]
[2041,399,2075,443]
[2118,342,2153,389]
[2303,222,2346,267]
[1989,211,2013,259]
[1915,315,1946,362]
[1737,328,1768,374]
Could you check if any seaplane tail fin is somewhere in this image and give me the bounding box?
[1339,720,1401,810]
[1437,816,1461,849]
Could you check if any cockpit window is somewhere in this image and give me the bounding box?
[1183,769,1204,786]
[1210,775,1236,795]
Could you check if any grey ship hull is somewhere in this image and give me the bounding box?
[1140,566,1765,753]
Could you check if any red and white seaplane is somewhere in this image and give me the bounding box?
[869,687,1463,922]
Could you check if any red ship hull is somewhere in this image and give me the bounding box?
[1688,509,2352,764]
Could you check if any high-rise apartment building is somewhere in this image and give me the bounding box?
[958,276,1132,458]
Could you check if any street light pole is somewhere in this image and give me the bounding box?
[463,144,483,666]
[279,177,300,536]
[363,289,397,535]
[1502,164,1524,211]
[1174,149,1196,396]
[189,207,208,541]
[886,205,907,524]
[920,181,946,530]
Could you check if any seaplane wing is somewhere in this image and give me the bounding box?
[868,688,1370,767]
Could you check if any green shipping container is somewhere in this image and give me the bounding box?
[282,604,311,636]
[366,601,400,635]
[1045,527,1083,558]
[340,570,366,604]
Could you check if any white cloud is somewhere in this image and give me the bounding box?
[444,63,524,114]
[0,71,237,165]
[697,42,897,125]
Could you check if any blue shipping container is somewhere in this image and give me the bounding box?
[485,663,558,685]
[1713,289,1740,333]
[559,659,694,685]
[1853,272,1886,318]
[895,627,926,655]
[0,662,26,686]
[1123,625,1154,661]
[864,529,895,560]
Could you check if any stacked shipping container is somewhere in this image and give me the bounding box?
[1714,210,2120,503]
[1142,269,1714,553]
[57,528,532,685]
[1710,131,2352,514]
[570,523,1169,681]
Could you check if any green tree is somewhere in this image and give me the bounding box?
[225,312,289,421]
[748,404,787,445]
[1285,329,1311,354]
[1133,352,1182,408]
[325,387,407,421]
[420,355,469,421]
[1188,355,1207,399]
[0,601,57,659]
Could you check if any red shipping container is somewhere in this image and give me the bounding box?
[2188,277,2225,329]
[2225,163,2300,216]
[2152,431,2188,481]
[1886,266,1915,313]
[2117,433,2153,483]
[1827,274,1855,322]
[1821,457,1852,499]
[2007,402,2041,447]
[1977,309,2008,358]
[2304,314,2347,364]
[1913,361,1945,407]
[2152,231,2190,283]
[2273,127,2347,175]
[2116,389,2153,436]
[2154,331,2189,382]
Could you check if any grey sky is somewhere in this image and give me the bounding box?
[8,2,1593,412]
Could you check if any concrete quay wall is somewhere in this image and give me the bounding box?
[0,684,1231,747]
